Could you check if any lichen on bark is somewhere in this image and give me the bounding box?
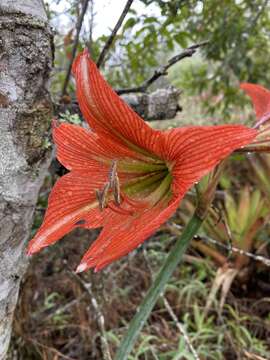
[13,100,52,165]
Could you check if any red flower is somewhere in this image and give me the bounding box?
[240,83,270,127]
[27,50,257,272]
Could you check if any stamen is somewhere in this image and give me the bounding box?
[95,160,122,211]
[96,182,110,211]
[109,160,117,187]
[102,182,110,200]
[95,190,103,211]
[95,159,170,215]
[109,160,121,205]
[113,173,121,205]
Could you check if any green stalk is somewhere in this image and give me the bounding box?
[114,213,203,360]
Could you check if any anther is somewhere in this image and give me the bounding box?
[95,189,103,211]
[109,160,117,187]
[95,160,122,211]
[96,182,110,211]
[113,173,121,205]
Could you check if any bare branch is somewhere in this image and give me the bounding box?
[199,235,270,267]
[235,145,270,153]
[96,0,134,68]
[171,223,270,267]
[87,0,95,53]
[162,297,201,360]
[62,0,90,96]
[116,41,209,95]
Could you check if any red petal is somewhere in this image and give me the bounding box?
[77,195,181,272]
[53,122,146,172]
[72,50,162,156]
[240,83,270,119]
[27,171,108,254]
[163,125,257,197]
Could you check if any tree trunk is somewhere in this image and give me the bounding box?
[0,1,53,358]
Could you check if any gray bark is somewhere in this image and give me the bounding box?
[121,87,181,121]
[58,86,181,121]
[0,1,53,358]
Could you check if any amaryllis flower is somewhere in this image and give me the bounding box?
[27,50,257,272]
[240,83,270,152]
[240,83,270,127]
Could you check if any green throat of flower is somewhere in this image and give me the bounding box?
[96,158,172,214]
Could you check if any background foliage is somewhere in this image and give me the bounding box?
[49,0,270,118]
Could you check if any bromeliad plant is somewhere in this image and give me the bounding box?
[177,183,269,310]
[27,50,257,272]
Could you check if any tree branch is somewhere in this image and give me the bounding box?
[170,223,270,267]
[61,0,90,96]
[96,0,134,68]
[116,41,209,95]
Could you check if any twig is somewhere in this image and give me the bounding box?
[249,0,269,30]
[87,0,95,54]
[235,145,270,153]
[199,235,270,266]
[67,270,112,360]
[243,349,268,360]
[116,41,208,95]
[143,248,200,360]
[62,0,90,96]
[171,223,270,266]
[96,0,134,68]
[162,297,201,360]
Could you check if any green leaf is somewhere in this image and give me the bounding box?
[123,17,138,30]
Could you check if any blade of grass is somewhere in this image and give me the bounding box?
[115,213,203,360]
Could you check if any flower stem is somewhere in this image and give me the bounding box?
[114,212,203,360]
